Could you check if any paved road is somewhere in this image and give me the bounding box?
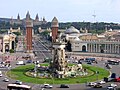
[33,38,51,62]
[30,59,120,90]
[0,36,120,90]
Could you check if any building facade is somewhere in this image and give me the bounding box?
[0,33,16,53]
[64,26,120,54]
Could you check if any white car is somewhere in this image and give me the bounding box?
[98,80,106,84]
[107,86,115,90]
[42,84,53,88]
[0,74,2,77]
[16,61,25,65]
[3,78,9,82]
[110,83,117,87]
[87,82,97,86]
[0,71,2,77]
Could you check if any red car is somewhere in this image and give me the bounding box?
[115,77,120,82]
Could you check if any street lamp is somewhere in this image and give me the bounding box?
[34,57,37,77]
[96,71,99,81]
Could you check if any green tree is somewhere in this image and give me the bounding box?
[9,49,14,53]
[13,32,21,36]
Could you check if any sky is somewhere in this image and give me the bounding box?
[0,0,120,23]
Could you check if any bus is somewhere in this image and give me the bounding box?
[107,60,119,65]
[7,84,32,90]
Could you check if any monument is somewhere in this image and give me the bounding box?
[50,17,83,78]
[25,12,33,53]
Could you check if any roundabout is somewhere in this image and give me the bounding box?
[7,63,110,84]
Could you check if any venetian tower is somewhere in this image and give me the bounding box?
[51,17,59,42]
[26,12,33,53]
[50,17,68,78]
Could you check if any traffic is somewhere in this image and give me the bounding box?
[0,35,120,90]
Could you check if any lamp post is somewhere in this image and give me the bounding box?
[96,71,99,81]
[34,57,37,77]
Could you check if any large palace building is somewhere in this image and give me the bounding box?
[10,11,47,26]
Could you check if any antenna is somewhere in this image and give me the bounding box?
[92,10,96,23]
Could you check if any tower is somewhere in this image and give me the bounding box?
[26,11,30,20]
[10,16,14,25]
[17,13,20,21]
[35,14,39,22]
[25,12,33,53]
[51,17,59,42]
[50,17,68,78]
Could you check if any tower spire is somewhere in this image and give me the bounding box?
[35,13,39,21]
[26,11,30,20]
[17,13,20,20]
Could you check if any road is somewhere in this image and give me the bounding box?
[30,59,120,90]
[32,38,51,62]
[0,35,120,90]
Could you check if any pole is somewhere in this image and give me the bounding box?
[96,71,99,81]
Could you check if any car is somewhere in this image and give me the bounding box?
[42,84,53,88]
[115,77,120,82]
[107,86,116,90]
[98,80,106,84]
[3,78,9,82]
[93,84,102,88]
[16,61,25,65]
[26,60,32,63]
[0,64,5,68]
[0,71,2,77]
[110,83,117,87]
[15,80,22,85]
[87,82,97,86]
[87,61,92,65]
[0,74,2,77]
[60,84,69,88]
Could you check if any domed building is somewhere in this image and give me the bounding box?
[65,26,80,34]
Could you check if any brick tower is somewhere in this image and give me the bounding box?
[51,17,59,42]
[26,12,33,53]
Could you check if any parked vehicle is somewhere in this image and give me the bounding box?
[60,84,69,88]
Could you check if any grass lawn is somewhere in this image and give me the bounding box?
[7,63,110,84]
